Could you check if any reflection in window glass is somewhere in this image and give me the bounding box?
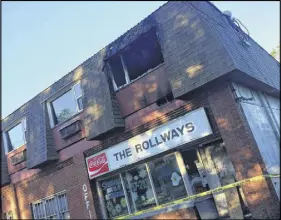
[51,90,77,124]
[7,123,25,150]
[122,164,156,213]
[149,154,186,204]
[100,175,129,218]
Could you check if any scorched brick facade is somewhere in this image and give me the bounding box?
[1,1,280,220]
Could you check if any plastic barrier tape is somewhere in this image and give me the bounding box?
[115,174,280,219]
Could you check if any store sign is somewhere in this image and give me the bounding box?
[86,108,212,179]
[87,152,109,177]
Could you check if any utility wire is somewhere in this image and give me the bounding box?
[181,1,226,28]
[234,18,250,41]
[181,1,252,45]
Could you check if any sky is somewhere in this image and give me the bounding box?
[2,1,280,119]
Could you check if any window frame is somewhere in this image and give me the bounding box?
[3,117,27,154]
[47,81,83,128]
[106,29,165,92]
[96,151,194,219]
[108,57,165,92]
[31,191,69,220]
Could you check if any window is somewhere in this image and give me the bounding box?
[100,175,129,218]
[149,154,186,204]
[49,82,83,126]
[3,118,26,153]
[108,28,164,90]
[31,193,70,219]
[97,152,192,219]
[122,164,156,213]
[182,149,209,194]
[156,92,174,107]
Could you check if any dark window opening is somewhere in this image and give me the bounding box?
[181,149,210,194]
[156,92,174,106]
[107,28,164,89]
[122,29,164,81]
[182,149,200,177]
[109,55,126,88]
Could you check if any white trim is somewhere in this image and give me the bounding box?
[120,54,130,85]
[107,62,118,91]
[119,173,132,214]
[3,132,9,155]
[145,163,159,206]
[72,81,83,112]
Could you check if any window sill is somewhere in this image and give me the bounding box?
[114,63,165,92]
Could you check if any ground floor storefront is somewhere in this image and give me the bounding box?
[84,108,247,219]
[1,83,279,219]
[83,83,280,219]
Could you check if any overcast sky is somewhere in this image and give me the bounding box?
[2,1,280,119]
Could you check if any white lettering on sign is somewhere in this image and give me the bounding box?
[86,107,213,179]
[82,184,92,219]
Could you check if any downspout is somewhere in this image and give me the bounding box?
[12,184,21,219]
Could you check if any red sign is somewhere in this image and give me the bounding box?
[87,152,109,178]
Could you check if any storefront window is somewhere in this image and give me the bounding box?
[149,154,187,204]
[122,164,156,213]
[98,152,195,218]
[100,175,129,218]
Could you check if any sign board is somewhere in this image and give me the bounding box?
[86,107,212,179]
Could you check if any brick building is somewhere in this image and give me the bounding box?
[1,1,280,219]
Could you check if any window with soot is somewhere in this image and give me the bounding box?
[108,28,164,90]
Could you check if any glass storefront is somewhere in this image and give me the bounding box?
[97,151,202,218]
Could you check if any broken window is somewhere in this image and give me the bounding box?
[107,28,164,90]
[156,92,174,106]
[108,55,126,88]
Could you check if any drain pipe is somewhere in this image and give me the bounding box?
[12,184,21,219]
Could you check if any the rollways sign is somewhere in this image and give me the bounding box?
[86,107,213,179]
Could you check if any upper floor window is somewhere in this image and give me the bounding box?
[107,28,164,90]
[49,82,83,126]
[156,92,174,107]
[3,118,26,153]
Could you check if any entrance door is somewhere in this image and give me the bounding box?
[181,141,247,219]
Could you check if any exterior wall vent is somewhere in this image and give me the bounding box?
[59,120,82,139]
[11,149,26,166]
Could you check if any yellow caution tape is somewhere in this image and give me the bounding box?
[116,174,280,219]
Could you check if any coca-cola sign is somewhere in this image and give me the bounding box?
[87,152,109,178]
